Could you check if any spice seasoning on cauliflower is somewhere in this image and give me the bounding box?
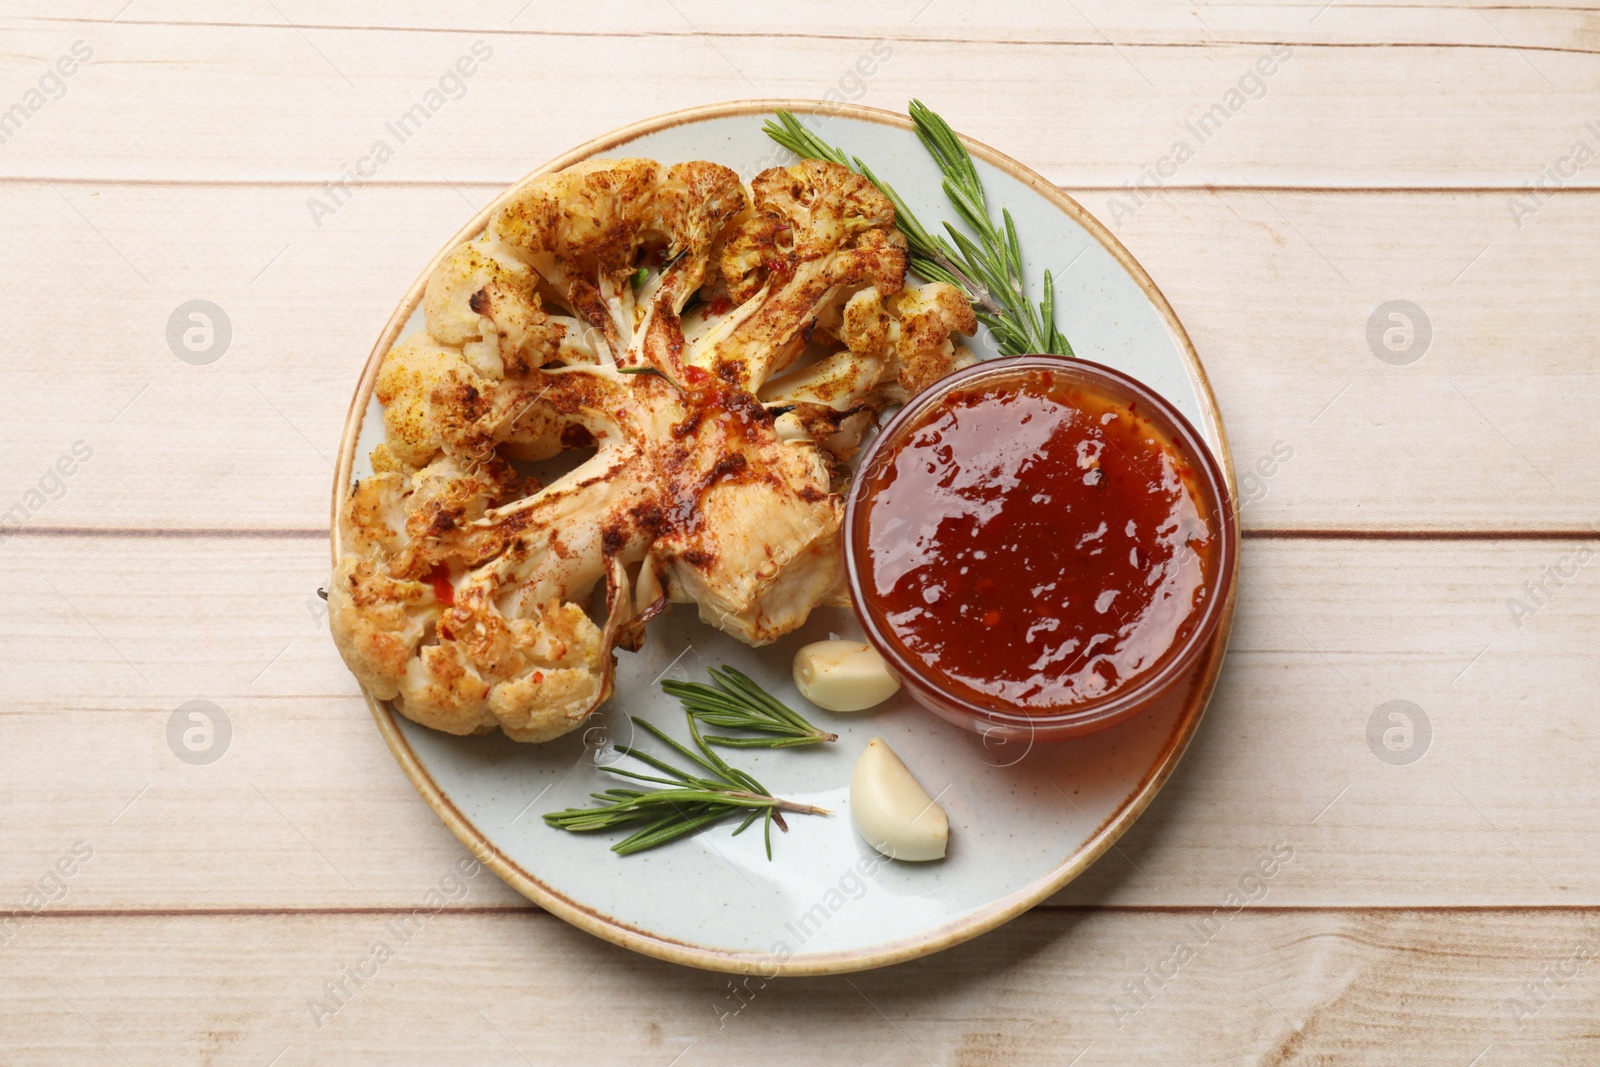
[330,156,975,742]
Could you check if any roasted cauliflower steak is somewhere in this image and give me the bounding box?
[330,156,976,741]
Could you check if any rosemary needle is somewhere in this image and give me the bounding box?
[615,365,684,391]
[662,666,837,748]
[543,716,828,858]
[762,101,1073,359]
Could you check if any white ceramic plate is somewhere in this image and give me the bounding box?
[332,101,1238,975]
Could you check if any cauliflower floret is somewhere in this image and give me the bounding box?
[486,157,746,368]
[698,162,906,390]
[424,239,591,376]
[756,279,979,459]
[832,281,980,399]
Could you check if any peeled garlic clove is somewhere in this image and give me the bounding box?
[793,640,900,712]
[850,738,948,862]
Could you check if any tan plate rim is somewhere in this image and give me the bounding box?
[329,99,1240,976]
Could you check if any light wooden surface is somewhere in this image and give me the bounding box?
[3,3,1598,1063]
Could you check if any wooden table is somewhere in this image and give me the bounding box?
[4,3,1597,1062]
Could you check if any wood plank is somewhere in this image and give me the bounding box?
[18,0,1600,48]
[1,181,1595,532]
[4,908,1599,1064]
[2,534,1596,910]
[0,16,1595,187]
[17,1,1600,48]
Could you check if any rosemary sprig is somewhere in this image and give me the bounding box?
[762,102,1073,358]
[543,716,828,858]
[662,666,837,748]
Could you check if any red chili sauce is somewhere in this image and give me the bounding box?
[858,369,1216,712]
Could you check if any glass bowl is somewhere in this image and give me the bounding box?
[843,355,1237,743]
